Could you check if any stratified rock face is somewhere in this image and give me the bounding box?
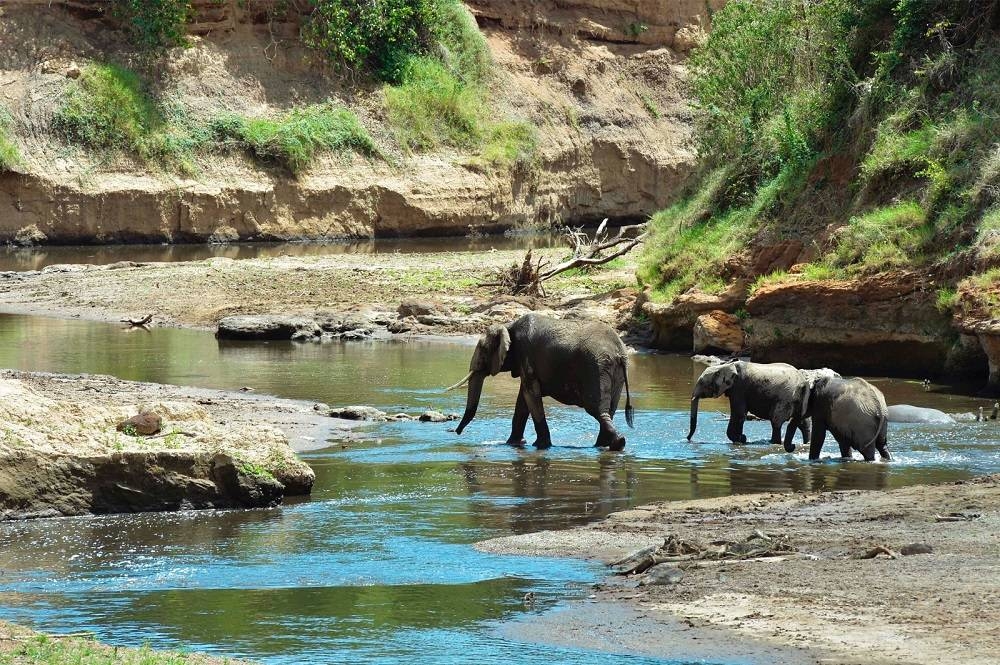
[693,310,744,354]
[745,272,954,376]
[953,283,1000,392]
[216,315,322,341]
[0,451,283,520]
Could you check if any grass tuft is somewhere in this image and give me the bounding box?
[0,107,20,171]
[829,201,930,272]
[211,104,378,174]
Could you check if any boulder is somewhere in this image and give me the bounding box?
[693,310,745,354]
[398,299,441,318]
[418,411,457,423]
[643,282,747,350]
[216,315,321,341]
[116,412,163,436]
[326,406,388,422]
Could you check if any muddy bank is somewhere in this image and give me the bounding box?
[0,248,638,334]
[480,476,1000,665]
[0,369,336,520]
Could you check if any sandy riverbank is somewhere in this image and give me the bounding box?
[482,475,1000,665]
[0,248,638,336]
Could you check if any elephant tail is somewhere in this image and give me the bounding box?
[623,359,635,429]
[862,412,888,458]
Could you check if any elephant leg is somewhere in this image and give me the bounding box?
[523,385,552,449]
[839,439,854,460]
[858,443,875,462]
[590,409,626,451]
[769,420,783,446]
[799,417,812,445]
[727,403,748,444]
[808,422,827,460]
[876,433,891,461]
[506,387,529,447]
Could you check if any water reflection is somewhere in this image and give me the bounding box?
[0,234,565,272]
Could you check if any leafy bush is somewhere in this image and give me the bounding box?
[211,104,378,173]
[112,0,192,50]
[303,0,488,84]
[477,121,538,168]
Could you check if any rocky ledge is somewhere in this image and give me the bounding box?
[0,371,315,520]
[642,270,990,384]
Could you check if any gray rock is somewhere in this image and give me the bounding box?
[398,299,441,318]
[116,412,162,436]
[418,411,457,423]
[638,565,685,586]
[216,315,321,341]
[388,413,416,421]
[326,406,388,422]
[387,320,413,334]
[415,315,459,327]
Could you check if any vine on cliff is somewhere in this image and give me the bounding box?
[111,0,193,50]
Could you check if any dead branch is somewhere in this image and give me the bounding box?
[539,233,645,280]
[120,314,154,328]
[856,545,900,560]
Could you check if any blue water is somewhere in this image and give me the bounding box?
[0,312,998,663]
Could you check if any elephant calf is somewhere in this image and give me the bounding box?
[688,361,837,447]
[447,313,634,450]
[784,374,890,461]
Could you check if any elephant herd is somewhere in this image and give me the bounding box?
[449,313,891,461]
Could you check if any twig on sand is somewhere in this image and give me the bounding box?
[120,314,154,328]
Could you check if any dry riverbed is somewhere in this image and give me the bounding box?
[0,248,638,335]
[483,476,1000,665]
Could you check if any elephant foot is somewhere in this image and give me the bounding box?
[532,438,552,449]
[505,437,527,448]
[783,442,796,453]
[608,435,626,451]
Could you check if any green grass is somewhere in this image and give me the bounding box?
[476,121,537,168]
[237,459,277,483]
[829,202,930,272]
[384,57,536,168]
[0,106,20,171]
[384,56,485,152]
[936,287,958,312]
[211,104,378,174]
[639,92,661,119]
[0,631,225,664]
[976,206,1000,262]
[51,63,199,172]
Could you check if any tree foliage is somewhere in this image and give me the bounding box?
[112,0,193,50]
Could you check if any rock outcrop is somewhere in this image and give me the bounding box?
[0,375,314,520]
[692,310,744,354]
[745,272,955,376]
[216,315,322,341]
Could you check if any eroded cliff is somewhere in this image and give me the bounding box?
[0,0,705,243]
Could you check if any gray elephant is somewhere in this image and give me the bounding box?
[447,313,634,450]
[783,374,890,461]
[688,361,835,446]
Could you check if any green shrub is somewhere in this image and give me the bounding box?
[112,0,192,50]
[936,287,958,312]
[830,202,930,271]
[211,103,378,173]
[385,56,484,151]
[0,107,20,171]
[303,0,488,84]
[976,206,1000,262]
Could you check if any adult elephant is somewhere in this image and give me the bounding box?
[447,313,634,450]
[784,375,890,461]
[687,361,835,446]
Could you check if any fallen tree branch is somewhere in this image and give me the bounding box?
[120,314,154,328]
[538,233,646,280]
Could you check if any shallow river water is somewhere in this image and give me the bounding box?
[0,313,998,664]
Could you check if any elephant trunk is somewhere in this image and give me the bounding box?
[687,396,700,440]
[455,373,486,435]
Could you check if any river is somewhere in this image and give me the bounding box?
[0,300,998,663]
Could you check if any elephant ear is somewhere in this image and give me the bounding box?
[797,377,814,417]
[718,362,739,393]
[489,325,511,375]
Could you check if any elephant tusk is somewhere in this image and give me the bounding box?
[443,371,474,392]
